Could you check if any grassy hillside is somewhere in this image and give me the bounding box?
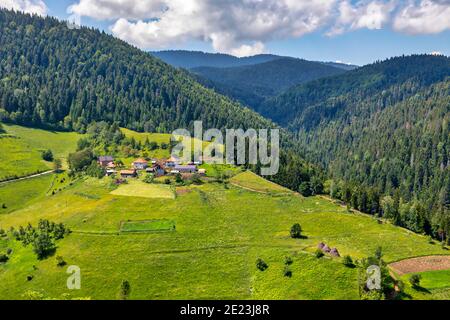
[0,173,448,300]
[0,124,81,180]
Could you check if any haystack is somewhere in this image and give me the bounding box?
[330,248,341,257]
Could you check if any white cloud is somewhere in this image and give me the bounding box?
[67,0,450,55]
[70,0,337,57]
[393,0,450,34]
[0,0,47,16]
[327,0,395,36]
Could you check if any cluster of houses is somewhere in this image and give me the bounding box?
[98,155,206,179]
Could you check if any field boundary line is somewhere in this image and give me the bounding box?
[0,170,54,185]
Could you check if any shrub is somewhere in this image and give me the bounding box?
[298,182,312,197]
[283,266,292,278]
[342,255,354,267]
[256,258,268,271]
[374,246,383,260]
[6,248,12,255]
[290,223,302,239]
[118,280,131,300]
[284,256,293,265]
[175,173,183,184]
[1,203,6,209]
[315,249,324,258]
[41,149,54,161]
[143,173,154,184]
[0,254,8,263]
[56,256,67,267]
[409,274,422,288]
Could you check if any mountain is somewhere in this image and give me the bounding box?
[320,61,359,71]
[0,10,276,134]
[262,55,450,233]
[151,50,281,69]
[191,58,347,109]
[0,9,326,196]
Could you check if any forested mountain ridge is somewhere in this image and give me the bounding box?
[151,50,281,69]
[261,55,450,236]
[0,9,276,134]
[261,55,450,128]
[191,58,347,110]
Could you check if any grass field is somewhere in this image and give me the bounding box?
[121,220,176,233]
[121,128,224,160]
[230,171,293,194]
[0,174,54,214]
[0,125,449,300]
[110,180,175,199]
[0,173,448,300]
[0,124,81,180]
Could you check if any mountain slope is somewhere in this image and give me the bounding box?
[191,58,347,109]
[150,50,281,69]
[261,55,450,127]
[0,10,275,133]
[262,55,450,233]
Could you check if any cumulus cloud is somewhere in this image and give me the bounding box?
[327,0,395,36]
[0,0,47,15]
[393,0,450,34]
[70,0,337,56]
[67,0,450,56]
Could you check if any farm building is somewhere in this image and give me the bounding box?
[165,156,181,167]
[198,168,206,175]
[98,156,114,167]
[106,162,116,169]
[174,165,197,173]
[146,165,165,177]
[132,158,148,170]
[120,169,137,178]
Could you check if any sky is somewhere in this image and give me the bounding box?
[1,0,449,65]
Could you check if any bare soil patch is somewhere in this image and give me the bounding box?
[389,256,450,275]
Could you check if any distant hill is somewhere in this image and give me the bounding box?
[261,55,450,234]
[320,61,359,71]
[191,58,347,109]
[0,10,276,134]
[151,50,281,69]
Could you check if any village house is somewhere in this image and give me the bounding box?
[165,155,181,168]
[174,165,197,174]
[106,169,116,176]
[198,168,206,176]
[98,156,114,167]
[120,169,137,178]
[132,158,149,170]
[146,163,165,177]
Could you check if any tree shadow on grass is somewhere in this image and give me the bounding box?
[412,285,431,294]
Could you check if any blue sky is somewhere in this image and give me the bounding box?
[4,0,450,66]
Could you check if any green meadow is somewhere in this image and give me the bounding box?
[0,123,81,180]
[0,170,448,300]
[0,125,449,300]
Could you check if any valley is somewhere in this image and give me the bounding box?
[0,8,449,302]
[0,124,449,300]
